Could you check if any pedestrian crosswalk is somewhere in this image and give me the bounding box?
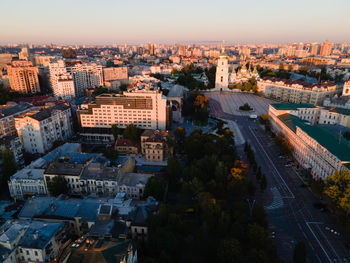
[267,187,284,210]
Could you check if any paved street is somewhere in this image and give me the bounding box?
[208,91,350,263]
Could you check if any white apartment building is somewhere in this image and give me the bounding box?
[343,79,350,96]
[269,103,350,180]
[14,104,73,154]
[49,60,76,100]
[258,78,339,105]
[0,103,33,139]
[0,136,24,167]
[68,62,103,97]
[8,169,47,200]
[77,84,169,141]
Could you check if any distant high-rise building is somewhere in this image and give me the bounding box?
[18,47,29,60]
[7,60,40,94]
[310,43,319,56]
[320,41,332,56]
[0,53,14,71]
[178,45,186,56]
[146,43,154,55]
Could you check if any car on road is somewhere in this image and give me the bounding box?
[284,163,292,167]
[278,155,285,159]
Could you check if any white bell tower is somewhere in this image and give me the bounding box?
[215,45,229,90]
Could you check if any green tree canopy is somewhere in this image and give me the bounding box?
[293,241,307,263]
[123,124,142,142]
[144,176,165,201]
[47,176,68,196]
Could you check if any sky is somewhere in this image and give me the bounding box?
[1,0,350,44]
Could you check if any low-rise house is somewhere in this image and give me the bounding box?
[8,169,47,200]
[116,172,153,199]
[115,139,140,155]
[141,129,172,162]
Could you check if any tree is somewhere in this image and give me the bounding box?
[61,48,76,58]
[293,241,306,263]
[344,131,350,141]
[123,124,141,142]
[239,103,252,111]
[217,238,241,263]
[111,124,121,140]
[144,176,165,201]
[324,170,350,211]
[105,147,118,160]
[1,148,16,186]
[47,176,68,196]
[166,157,181,190]
[260,174,267,192]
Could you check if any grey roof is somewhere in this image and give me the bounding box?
[167,84,186,98]
[0,103,32,120]
[18,221,64,249]
[0,245,12,263]
[19,196,101,223]
[117,173,153,187]
[29,104,70,121]
[44,159,85,176]
[0,221,27,243]
[11,168,45,180]
[81,162,118,181]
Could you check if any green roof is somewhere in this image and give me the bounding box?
[277,114,308,133]
[330,107,350,116]
[271,103,316,110]
[278,113,350,162]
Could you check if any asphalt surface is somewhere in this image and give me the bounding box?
[207,91,350,263]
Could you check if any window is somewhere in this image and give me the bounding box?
[221,76,223,82]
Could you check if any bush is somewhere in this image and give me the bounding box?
[239,103,252,111]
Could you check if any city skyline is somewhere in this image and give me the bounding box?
[1,0,350,45]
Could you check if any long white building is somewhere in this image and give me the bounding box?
[258,77,339,105]
[14,104,73,154]
[269,103,350,180]
[77,83,169,142]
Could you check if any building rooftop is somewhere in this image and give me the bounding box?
[278,113,350,162]
[330,107,350,116]
[117,173,153,187]
[18,221,64,249]
[0,102,32,120]
[271,103,316,111]
[19,196,101,222]
[11,168,45,180]
[81,162,118,181]
[0,220,27,244]
[167,84,186,98]
[45,159,85,176]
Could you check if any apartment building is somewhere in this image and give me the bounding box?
[14,104,73,154]
[7,60,40,94]
[141,129,172,162]
[258,77,339,105]
[0,102,33,138]
[77,84,169,142]
[0,220,68,263]
[0,136,24,167]
[343,79,350,96]
[68,62,103,97]
[49,60,75,99]
[269,103,350,180]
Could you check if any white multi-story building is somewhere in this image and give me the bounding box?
[68,62,103,97]
[0,136,24,167]
[343,79,350,96]
[269,103,350,180]
[77,83,169,142]
[215,48,229,90]
[49,60,76,100]
[8,169,47,200]
[0,103,33,139]
[14,104,73,154]
[258,78,339,105]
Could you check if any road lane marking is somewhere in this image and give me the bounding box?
[248,126,295,198]
[306,222,332,262]
[314,223,342,263]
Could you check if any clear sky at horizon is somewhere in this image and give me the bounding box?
[1,0,350,44]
